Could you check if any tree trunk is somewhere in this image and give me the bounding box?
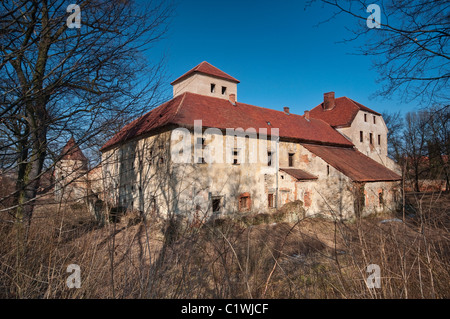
[14,114,47,232]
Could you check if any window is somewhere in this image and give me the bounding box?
[327,165,330,176]
[239,193,251,211]
[288,153,295,167]
[149,196,157,215]
[378,191,384,206]
[232,149,240,165]
[268,193,275,208]
[267,151,273,166]
[197,137,206,164]
[373,116,376,124]
[364,114,367,122]
[210,83,216,93]
[378,134,381,145]
[360,131,363,142]
[211,196,222,213]
[369,133,373,144]
[221,86,227,95]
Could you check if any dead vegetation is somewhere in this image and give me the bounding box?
[0,192,448,299]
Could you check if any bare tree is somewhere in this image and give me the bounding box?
[426,105,449,191]
[309,0,449,105]
[0,0,173,232]
[403,110,430,192]
[382,110,404,162]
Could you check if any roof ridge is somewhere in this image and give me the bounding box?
[170,61,239,85]
[347,97,381,115]
[183,92,305,118]
[172,92,188,121]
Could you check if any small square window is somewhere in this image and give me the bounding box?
[221,86,227,95]
[210,83,216,93]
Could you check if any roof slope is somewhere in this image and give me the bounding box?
[302,144,401,182]
[171,61,240,85]
[309,97,381,128]
[101,92,354,151]
[280,168,318,181]
[61,137,87,161]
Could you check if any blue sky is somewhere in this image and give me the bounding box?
[154,0,410,116]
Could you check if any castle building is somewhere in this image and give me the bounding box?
[99,61,401,220]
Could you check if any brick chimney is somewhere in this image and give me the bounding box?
[323,92,335,111]
[304,110,310,121]
[284,106,290,114]
[229,93,236,105]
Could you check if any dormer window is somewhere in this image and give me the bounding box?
[210,83,216,93]
[221,86,227,95]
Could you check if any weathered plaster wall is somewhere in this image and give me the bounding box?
[101,128,401,222]
[337,110,388,164]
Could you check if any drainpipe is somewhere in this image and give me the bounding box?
[275,136,279,209]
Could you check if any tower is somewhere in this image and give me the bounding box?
[171,61,239,101]
[54,137,89,202]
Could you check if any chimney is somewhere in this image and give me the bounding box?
[323,92,335,110]
[304,110,310,121]
[229,93,236,105]
[284,106,290,114]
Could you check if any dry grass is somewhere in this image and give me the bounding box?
[0,192,449,299]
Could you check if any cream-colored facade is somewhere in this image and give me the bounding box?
[101,129,400,221]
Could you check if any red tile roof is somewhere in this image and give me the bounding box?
[61,137,87,161]
[309,96,381,128]
[100,92,354,152]
[302,144,401,182]
[280,168,318,181]
[170,61,240,85]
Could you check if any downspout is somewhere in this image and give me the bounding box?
[276,136,279,209]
